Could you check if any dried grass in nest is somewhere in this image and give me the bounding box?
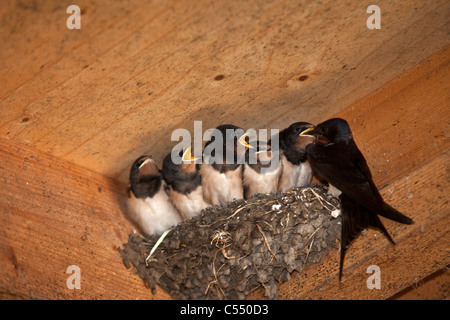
[118,185,341,299]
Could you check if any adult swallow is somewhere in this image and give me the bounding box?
[271,122,315,192]
[128,155,182,236]
[243,141,282,199]
[300,117,413,280]
[162,146,210,220]
[200,124,250,206]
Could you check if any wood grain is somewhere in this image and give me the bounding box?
[0,137,171,299]
[0,0,448,183]
[336,46,450,188]
[393,268,449,300]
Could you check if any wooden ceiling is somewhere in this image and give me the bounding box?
[1,0,448,183]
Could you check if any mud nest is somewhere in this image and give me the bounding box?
[118,185,341,300]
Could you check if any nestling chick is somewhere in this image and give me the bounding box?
[128,156,182,236]
[162,147,210,220]
[243,141,282,199]
[200,124,251,206]
[271,122,315,191]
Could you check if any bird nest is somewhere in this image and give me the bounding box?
[118,185,341,299]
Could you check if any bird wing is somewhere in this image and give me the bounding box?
[308,142,413,224]
[307,141,384,210]
[339,193,395,280]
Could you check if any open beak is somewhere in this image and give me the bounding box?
[138,157,153,169]
[238,132,255,149]
[182,146,198,162]
[299,127,315,138]
[255,149,273,160]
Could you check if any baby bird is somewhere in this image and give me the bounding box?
[200,124,250,206]
[162,147,210,220]
[271,122,315,192]
[127,156,182,236]
[243,141,282,199]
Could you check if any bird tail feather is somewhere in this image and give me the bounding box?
[379,202,414,225]
[339,195,397,280]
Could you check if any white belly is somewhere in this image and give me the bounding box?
[200,163,244,206]
[243,163,282,197]
[127,187,182,236]
[278,154,312,191]
[168,186,210,220]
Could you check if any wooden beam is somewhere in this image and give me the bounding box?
[0,137,171,299]
[391,267,449,300]
[0,0,448,184]
[337,46,450,188]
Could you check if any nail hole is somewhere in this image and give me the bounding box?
[21,117,30,123]
[214,75,225,81]
[298,75,308,82]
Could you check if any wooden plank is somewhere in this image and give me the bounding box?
[391,267,449,300]
[336,46,450,188]
[0,0,448,184]
[0,137,171,299]
[0,0,152,98]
